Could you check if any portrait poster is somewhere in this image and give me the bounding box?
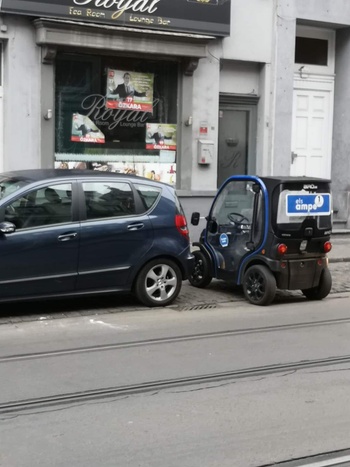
[106,69,154,113]
[71,113,105,144]
[146,123,177,151]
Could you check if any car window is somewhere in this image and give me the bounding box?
[134,183,161,212]
[3,183,73,229]
[82,181,135,220]
[0,176,31,199]
[211,181,255,225]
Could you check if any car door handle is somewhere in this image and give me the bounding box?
[127,223,144,231]
[58,232,78,242]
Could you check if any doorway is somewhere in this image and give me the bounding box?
[218,94,258,188]
[291,76,334,179]
[0,43,3,172]
[291,26,335,179]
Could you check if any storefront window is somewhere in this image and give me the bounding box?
[55,53,178,185]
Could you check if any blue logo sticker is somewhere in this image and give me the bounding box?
[219,233,229,247]
[286,193,331,216]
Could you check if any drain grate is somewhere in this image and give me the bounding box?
[176,303,218,311]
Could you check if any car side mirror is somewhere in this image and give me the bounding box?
[0,221,16,234]
[191,212,200,226]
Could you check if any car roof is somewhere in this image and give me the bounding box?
[0,169,169,187]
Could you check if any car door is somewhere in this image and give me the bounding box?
[0,182,80,299]
[76,179,155,291]
[205,177,264,281]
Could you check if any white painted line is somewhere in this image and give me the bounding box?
[89,319,129,330]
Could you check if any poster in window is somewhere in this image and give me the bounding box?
[71,113,105,143]
[106,69,154,113]
[146,123,177,150]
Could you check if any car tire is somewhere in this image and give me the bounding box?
[243,264,276,306]
[134,258,182,307]
[302,268,332,300]
[188,250,212,288]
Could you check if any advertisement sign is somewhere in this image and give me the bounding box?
[286,193,331,216]
[146,123,177,150]
[0,0,230,36]
[106,70,154,113]
[71,113,105,143]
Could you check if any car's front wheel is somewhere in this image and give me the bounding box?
[134,258,182,307]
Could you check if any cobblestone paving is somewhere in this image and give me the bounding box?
[0,262,349,325]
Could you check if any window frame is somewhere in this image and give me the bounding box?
[294,25,335,75]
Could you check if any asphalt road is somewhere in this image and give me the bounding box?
[1,295,350,466]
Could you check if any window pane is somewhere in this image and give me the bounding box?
[295,37,328,66]
[4,183,72,229]
[55,54,178,185]
[82,182,135,220]
[134,183,161,212]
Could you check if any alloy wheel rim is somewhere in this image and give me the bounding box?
[246,271,265,302]
[145,264,177,302]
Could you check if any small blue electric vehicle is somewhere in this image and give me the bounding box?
[189,175,333,306]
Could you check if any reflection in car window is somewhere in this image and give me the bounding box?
[82,182,135,220]
[0,176,31,200]
[134,184,161,212]
[3,183,72,229]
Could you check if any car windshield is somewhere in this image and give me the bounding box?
[0,175,31,200]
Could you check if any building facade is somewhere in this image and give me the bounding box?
[1,0,350,239]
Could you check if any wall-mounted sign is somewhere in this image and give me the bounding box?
[1,0,230,36]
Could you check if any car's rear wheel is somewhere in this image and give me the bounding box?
[302,268,332,300]
[188,250,212,288]
[243,265,276,306]
[135,258,182,307]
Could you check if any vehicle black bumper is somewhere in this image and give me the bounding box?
[267,256,329,290]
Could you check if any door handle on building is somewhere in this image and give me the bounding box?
[291,151,298,164]
[226,138,239,147]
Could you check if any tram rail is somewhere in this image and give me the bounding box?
[2,315,350,364]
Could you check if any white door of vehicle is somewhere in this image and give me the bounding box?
[291,76,334,179]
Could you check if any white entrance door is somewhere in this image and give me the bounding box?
[291,75,334,179]
[0,44,2,172]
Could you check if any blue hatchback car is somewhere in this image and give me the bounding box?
[0,169,194,307]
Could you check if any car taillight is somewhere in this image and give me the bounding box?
[323,241,332,253]
[277,243,288,256]
[175,214,189,239]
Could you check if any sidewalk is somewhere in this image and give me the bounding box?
[328,232,350,262]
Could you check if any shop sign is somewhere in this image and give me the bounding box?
[0,0,230,36]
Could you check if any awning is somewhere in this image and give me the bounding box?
[34,18,215,73]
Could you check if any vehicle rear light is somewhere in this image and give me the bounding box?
[277,243,288,256]
[323,241,332,253]
[175,214,189,239]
